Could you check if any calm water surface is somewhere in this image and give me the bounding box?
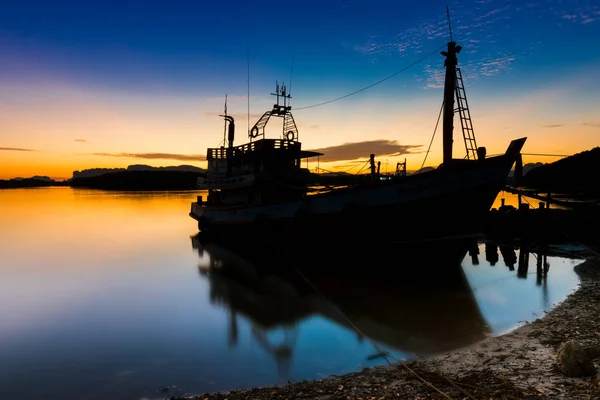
[0,188,582,400]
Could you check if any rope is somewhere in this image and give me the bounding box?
[555,226,600,257]
[294,45,445,110]
[516,194,600,257]
[314,166,337,174]
[293,269,453,399]
[314,160,370,176]
[354,160,371,175]
[341,160,369,174]
[418,99,444,173]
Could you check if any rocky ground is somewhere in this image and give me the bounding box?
[172,251,600,400]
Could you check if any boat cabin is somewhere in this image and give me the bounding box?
[200,83,322,206]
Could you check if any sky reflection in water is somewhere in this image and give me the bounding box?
[0,188,582,400]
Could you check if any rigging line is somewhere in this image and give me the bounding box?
[342,159,369,174]
[316,166,352,176]
[315,166,336,174]
[294,45,445,111]
[355,160,371,175]
[418,98,444,173]
[521,153,571,157]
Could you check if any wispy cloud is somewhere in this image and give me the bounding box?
[476,55,516,77]
[423,64,445,89]
[74,139,87,143]
[0,147,35,151]
[309,125,320,129]
[541,124,564,128]
[93,152,206,162]
[582,122,600,127]
[310,140,422,162]
[348,0,598,89]
[557,2,599,24]
[346,19,443,58]
[347,2,521,87]
[420,46,517,88]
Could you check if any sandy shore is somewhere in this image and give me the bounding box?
[174,252,600,400]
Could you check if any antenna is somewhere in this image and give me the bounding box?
[446,6,453,42]
[289,56,294,104]
[247,44,250,138]
[223,94,227,147]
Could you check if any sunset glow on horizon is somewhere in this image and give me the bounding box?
[1,0,599,180]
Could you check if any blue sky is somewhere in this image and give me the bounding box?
[1,0,599,178]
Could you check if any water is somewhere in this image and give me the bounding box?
[0,188,583,400]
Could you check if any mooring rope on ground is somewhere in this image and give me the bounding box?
[293,268,454,399]
[554,226,600,258]
[514,195,599,258]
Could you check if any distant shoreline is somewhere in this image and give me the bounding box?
[0,170,205,191]
[0,179,67,189]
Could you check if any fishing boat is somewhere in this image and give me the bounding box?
[189,37,527,241]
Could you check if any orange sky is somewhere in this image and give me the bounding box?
[1,52,599,180]
[2,1,600,181]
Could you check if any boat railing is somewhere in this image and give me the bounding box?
[197,174,256,189]
[207,139,298,160]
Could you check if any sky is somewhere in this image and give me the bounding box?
[1,0,599,180]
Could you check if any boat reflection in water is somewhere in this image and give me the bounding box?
[191,234,492,379]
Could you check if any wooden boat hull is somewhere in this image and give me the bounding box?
[190,140,526,242]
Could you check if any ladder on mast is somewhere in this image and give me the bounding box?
[455,67,478,160]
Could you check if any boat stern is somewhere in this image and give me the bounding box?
[189,195,206,225]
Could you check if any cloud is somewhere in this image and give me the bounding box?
[310,140,422,162]
[309,125,320,129]
[544,0,600,25]
[347,0,597,91]
[541,124,564,128]
[423,64,445,89]
[558,4,599,24]
[74,139,87,143]
[0,147,35,151]
[582,122,600,128]
[93,152,206,162]
[475,55,516,77]
[360,7,519,89]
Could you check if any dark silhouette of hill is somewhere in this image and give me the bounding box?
[72,168,126,179]
[0,178,65,189]
[521,147,600,197]
[69,170,204,190]
[505,162,544,185]
[508,162,543,177]
[72,164,204,179]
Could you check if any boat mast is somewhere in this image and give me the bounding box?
[441,7,461,165]
[219,94,235,149]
